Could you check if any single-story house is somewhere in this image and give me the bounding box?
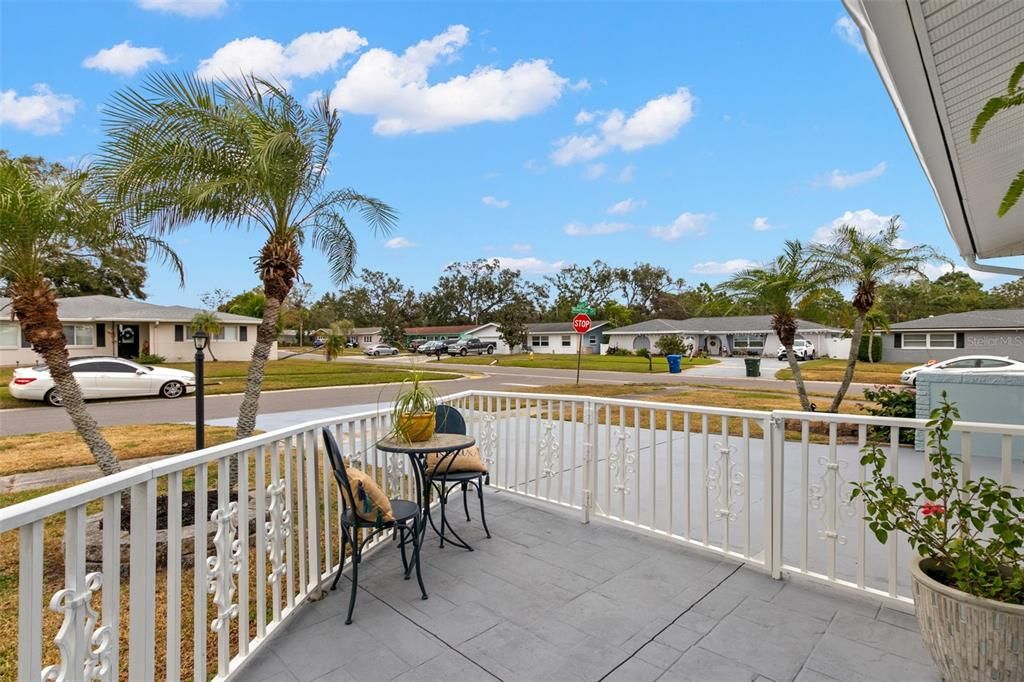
[349,327,383,349]
[885,309,1024,362]
[526,321,610,355]
[0,294,268,366]
[604,316,840,357]
[405,323,514,354]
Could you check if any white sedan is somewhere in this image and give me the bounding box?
[900,355,1024,386]
[9,356,196,406]
[363,344,400,356]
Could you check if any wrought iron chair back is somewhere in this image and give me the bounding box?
[435,404,467,435]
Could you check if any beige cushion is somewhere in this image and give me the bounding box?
[426,445,487,476]
[341,467,395,523]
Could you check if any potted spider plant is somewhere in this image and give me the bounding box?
[391,368,438,442]
[853,396,1024,682]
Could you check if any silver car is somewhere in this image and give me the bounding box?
[8,356,196,406]
[900,355,1024,386]
[363,343,399,356]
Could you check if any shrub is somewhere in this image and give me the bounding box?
[655,334,686,356]
[853,397,1024,603]
[635,347,651,359]
[861,384,916,444]
[858,334,882,362]
[606,346,631,356]
[133,352,166,364]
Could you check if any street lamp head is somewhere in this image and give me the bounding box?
[193,330,209,351]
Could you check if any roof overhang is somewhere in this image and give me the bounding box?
[843,0,1024,274]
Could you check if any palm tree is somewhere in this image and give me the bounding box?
[810,218,945,411]
[97,73,397,439]
[323,319,354,362]
[190,310,223,361]
[0,157,183,476]
[863,310,890,364]
[720,240,824,411]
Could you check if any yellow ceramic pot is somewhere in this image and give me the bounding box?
[399,412,436,442]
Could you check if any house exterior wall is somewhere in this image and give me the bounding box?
[883,330,1024,362]
[915,372,1024,458]
[352,332,382,349]
[528,329,604,355]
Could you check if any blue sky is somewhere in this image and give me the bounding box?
[0,0,1005,306]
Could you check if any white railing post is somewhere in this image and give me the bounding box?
[128,479,156,681]
[767,413,785,579]
[304,430,325,601]
[581,400,595,524]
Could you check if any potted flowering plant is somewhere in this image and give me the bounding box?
[853,396,1024,681]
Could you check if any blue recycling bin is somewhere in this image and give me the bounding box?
[666,354,682,374]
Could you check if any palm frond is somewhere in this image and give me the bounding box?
[998,168,1024,217]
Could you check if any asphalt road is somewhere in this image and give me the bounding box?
[0,362,866,436]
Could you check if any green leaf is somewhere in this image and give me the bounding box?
[873,528,888,544]
[997,168,1024,218]
[1008,61,1024,95]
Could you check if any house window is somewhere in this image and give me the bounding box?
[732,334,765,351]
[0,322,19,348]
[561,335,571,347]
[362,335,372,343]
[63,324,95,346]
[532,335,549,347]
[186,326,229,341]
[239,325,248,342]
[902,333,928,349]
[929,332,956,349]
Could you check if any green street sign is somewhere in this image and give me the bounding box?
[571,301,596,316]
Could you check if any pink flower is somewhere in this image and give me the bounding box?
[922,502,945,517]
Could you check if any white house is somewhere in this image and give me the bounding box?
[349,327,383,349]
[526,321,610,355]
[0,294,269,366]
[604,316,839,357]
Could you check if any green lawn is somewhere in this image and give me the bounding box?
[0,360,461,409]
[440,353,717,373]
[774,358,913,384]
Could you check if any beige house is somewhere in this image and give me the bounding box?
[0,295,269,366]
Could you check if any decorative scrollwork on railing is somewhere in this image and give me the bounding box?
[809,456,857,544]
[265,480,291,585]
[706,442,744,522]
[539,421,560,478]
[609,429,635,494]
[479,413,498,468]
[41,571,112,681]
[385,454,405,498]
[208,502,242,634]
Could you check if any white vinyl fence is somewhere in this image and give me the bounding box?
[3,390,1022,680]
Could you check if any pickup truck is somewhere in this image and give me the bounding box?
[446,338,496,356]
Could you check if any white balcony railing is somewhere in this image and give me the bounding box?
[3,390,1022,681]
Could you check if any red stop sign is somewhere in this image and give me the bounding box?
[572,313,592,334]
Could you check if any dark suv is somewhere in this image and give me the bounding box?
[447,338,496,356]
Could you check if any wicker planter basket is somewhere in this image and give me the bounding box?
[911,556,1024,681]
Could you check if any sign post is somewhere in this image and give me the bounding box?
[571,301,596,385]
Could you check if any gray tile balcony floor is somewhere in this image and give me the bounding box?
[240,492,939,682]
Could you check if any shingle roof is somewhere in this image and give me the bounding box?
[889,309,1024,331]
[0,294,261,323]
[350,327,382,335]
[526,321,610,334]
[404,325,477,335]
[605,315,836,334]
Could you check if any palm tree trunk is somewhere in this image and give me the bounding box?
[10,278,121,476]
[207,341,218,362]
[785,347,815,412]
[829,314,866,413]
[236,294,282,440]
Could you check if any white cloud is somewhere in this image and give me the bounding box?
[607,198,646,215]
[83,41,169,76]
[574,109,595,125]
[752,216,773,231]
[137,0,225,17]
[481,195,510,208]
[523,158,545,174]
[569,78,591,92]
[0,84,77,134]
[691,259,759,275]
[920,263,999,282]
[618,165,636,183]
[816,161,886,189]
[564,221,631,237]
[511,243,532,253]
[551,87,695,165]
[583,163,607,180]
[492,256,567,274]
[834,16,866,54]
[197,27,366,87]
[330,25,567,135]
[384,236,416,249]
[812,208,894,243]
[650,212,712,241]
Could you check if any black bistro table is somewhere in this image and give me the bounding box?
[377,432,478,551]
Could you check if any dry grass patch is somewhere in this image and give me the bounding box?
[0,424,239,476]
[774,359,912,384]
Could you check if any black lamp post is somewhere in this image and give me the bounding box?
[193,330,208,450]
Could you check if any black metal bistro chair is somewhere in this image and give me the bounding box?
[427,405,491,548]
[321,428,427,624]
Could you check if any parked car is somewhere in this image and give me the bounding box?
[776,339,815,361]
[447,338,496,356]
[900,355,1024,386]
[418,340,444,354]
[363,343,399,357]
[408,339,427,352]
[8,356,196,407]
